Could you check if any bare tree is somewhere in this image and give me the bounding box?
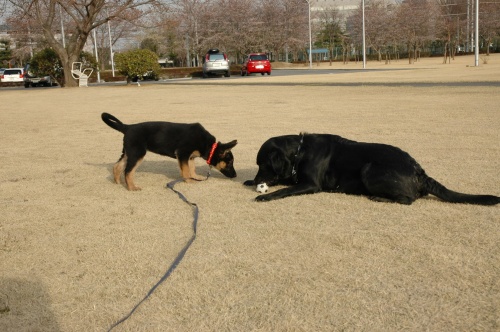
[213,0,258,62]
[6,0,164,87]
[351,0,394,62]
[167,0,309,64]
[139,14,183,64]
[436,0,461,63]
[382,3,401,63]
[480,0,500,55]
[258,0,308,61]
[4,0,500,74]
[394,0,438,64]
[89,12,142,72]
[171,0,211,66]
[340,33,351,64]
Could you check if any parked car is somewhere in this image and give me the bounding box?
[0,68,5,75]
[131,70,159,82]
[241,53,271,76]
[1,68,25,83]
[23,63,52,88]
[202,49,230,78]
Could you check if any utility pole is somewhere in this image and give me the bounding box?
[59,4,66,48]
[362,0,366,69]
[93,29,100,83]
[474,0,479,66]
[107,15,115,77]
[306,0,312,69]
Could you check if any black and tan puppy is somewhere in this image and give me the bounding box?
[102,113,237,190]
[244,133,499,205]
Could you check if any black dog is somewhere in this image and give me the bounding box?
[102,113,237,190]
[244,133,499,205]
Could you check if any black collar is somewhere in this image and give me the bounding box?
[291,133,304,184]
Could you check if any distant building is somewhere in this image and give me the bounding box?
[0,24,12,48]
[158,58,174,67]
[311,0,398,17]
[312,0,360,13]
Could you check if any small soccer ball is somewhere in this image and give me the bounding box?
[256,183,268,193]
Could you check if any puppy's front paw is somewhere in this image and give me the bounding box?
[191,174,207,181]
[127,185,142,191]
[243,180,255,186]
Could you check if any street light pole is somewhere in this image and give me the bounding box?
[474,0,479,66]
[93,29,100,83]
[306,0,312,69]
[107,16,115,77]
[59,4,66,48]
[362,0,366,68]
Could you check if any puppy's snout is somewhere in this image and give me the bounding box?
[220,167,237,178]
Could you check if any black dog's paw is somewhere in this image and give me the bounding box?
[255,194,272,202]
[243,180,255,186]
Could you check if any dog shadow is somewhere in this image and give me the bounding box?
[0,278,61,331]
[88,160,258,186]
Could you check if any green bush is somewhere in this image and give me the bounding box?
[114,49,161,83]
[30,48,64,84]
[78,51,98,72]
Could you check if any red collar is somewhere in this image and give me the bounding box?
[206,142,218,165]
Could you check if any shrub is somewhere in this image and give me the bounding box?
[78,51,98,72]
[29,48,64,84]
[114,49,161,83]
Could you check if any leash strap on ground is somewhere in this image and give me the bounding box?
[108,178,200,331]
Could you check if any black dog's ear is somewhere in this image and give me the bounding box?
[269,150,291,176]
[218,140,237,155]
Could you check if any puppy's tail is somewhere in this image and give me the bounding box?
[424,176,499,205]
[101,113,127,133]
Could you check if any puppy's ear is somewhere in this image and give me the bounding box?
[218,140,237,155]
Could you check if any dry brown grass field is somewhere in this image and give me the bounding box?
[1,54,499,331]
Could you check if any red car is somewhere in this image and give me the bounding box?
[241,53,271,76]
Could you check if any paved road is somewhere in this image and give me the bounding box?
[2,68,499,90]
[99,68,500,87]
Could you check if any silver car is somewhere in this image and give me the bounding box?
[202,49,230,78]
[23,63,53,88]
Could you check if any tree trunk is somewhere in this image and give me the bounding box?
[443,42,448,64]
[57,49,80,87]
[63,64,78,87]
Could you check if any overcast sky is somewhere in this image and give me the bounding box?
[0,1,12,25]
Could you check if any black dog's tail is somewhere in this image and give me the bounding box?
[424,176,499,205]
[101,112,127,133]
